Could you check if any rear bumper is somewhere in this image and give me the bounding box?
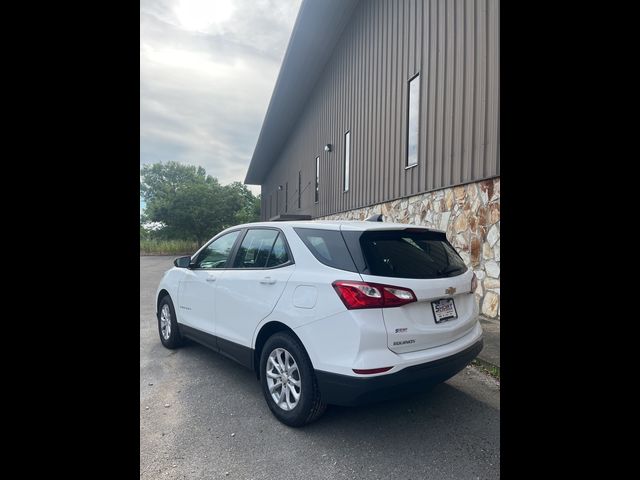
[315,339,483,406]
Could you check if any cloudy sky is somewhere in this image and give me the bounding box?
[140,0,302,197]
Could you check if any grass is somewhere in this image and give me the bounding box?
[472,359,501,380]
[140,239,199,256]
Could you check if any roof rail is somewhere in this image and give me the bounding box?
[268,214,313,221]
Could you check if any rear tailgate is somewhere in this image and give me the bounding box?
[360,271,477,353]
[342,226,478,354]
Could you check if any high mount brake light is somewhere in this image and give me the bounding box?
[332,281,417,309]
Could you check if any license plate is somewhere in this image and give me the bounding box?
[431,298,458,324]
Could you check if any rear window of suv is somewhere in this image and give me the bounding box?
[355,230,467,279]
[295,227,467,278]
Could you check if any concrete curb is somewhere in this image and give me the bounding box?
[477,316,500,372]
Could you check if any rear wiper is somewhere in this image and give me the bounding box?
[438,266,463,276]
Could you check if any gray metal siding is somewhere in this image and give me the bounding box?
[261,0,499,220]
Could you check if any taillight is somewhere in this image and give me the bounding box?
[471,273,478,292]
[332,281,417,309]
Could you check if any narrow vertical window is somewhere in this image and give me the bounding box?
[285,182,288,213]
[314,156,320,203]
[407,73,420,167]
[298,171,301,209]
[344,130,351,192]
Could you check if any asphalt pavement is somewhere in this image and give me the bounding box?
[140,256,500,479]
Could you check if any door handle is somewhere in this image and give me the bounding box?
[206,276,217,282]
[260,277,276,285]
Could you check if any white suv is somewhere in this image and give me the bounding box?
[156,220,483,426]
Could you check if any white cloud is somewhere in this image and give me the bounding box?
[173,0,235,33]
[140,0,302,195]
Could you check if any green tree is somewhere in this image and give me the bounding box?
[227,182,261,225]
[140,221,148,240]
[140,162,260,246]
[140,162,211,204]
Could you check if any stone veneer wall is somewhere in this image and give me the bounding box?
[318,177,500,319]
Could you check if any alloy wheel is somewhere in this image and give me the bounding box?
[160,304,172,340]
[266,348,301,411]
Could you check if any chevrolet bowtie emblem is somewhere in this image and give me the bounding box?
[445,287,456,295]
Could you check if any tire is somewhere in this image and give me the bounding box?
[157,295,184,349]
[259,332,327,427]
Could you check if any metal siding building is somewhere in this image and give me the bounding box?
[247,0,499,221]
[246,0,500,318]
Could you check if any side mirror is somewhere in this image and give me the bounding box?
[174,255,192,268]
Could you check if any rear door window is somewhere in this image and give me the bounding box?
[358,230,467,278]
[233,229,291,269]
[266,234,290,268]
